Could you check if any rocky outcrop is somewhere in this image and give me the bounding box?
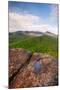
[9,48,32,80]
[9,48,58,88]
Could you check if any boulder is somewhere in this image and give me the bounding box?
[9,51,58,88]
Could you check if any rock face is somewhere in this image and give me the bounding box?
[9,48,58,88]
[9,48,32,80]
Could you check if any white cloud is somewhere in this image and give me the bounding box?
[49,4,58,25]
[9,12,40,30]
[9,12,58,34]
[51,4,58,17]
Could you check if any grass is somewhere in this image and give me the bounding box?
[9,33,58,58]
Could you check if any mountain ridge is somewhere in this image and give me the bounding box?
[9,31,57,38]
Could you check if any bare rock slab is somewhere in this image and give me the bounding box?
[9,50,58,88]
[9,48,32,79]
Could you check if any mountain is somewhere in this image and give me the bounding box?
[23,31,44,36]
[9,31,57,38]
[9,31,58,58]
[45,31,57,38]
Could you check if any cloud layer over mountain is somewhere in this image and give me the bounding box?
[9,12,58,34]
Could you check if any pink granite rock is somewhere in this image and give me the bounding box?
[9,50,58,88]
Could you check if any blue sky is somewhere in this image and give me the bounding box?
[8,1,58,34]
[9,2,51,18]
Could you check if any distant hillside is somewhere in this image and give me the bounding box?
[9,31,58,58]
[23,31,44,36]
[9,31,57,37]
[45,31,57,38]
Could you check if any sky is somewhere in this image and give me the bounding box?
[8,1,58,34]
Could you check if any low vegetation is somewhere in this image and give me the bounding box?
[9,32,58,58]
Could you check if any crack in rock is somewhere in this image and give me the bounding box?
[9,48,58,88]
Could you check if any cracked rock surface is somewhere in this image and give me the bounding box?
[9,48,58,88]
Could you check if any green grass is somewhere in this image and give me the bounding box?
[9,33,58,58]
